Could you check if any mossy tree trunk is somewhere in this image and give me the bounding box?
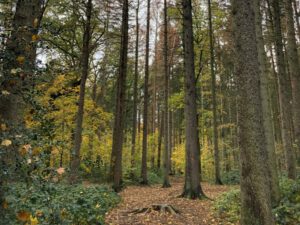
[231,0,275,224]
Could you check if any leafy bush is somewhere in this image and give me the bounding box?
[221,170,240,185]
[213,176,300,225]
[123,166,162,185]
[273,177,300,225]
[213,189,241,223]
[2,183,120,225]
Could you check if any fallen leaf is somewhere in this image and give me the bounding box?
[1,139,12,147]
[56,167,65,175]
[17,211,30,222]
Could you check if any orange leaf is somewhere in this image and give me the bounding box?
[17,211,30,222]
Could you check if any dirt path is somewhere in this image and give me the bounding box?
[105,178,234,225]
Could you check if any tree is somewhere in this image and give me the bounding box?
[162,0,171,188]
[254,0,280,205]
[131,0,140,174]
[181,0,205,199]
[271,0,297,179]
[69,0,93,183]
[0,0,47,213]
[284,0,300,160]
[231,0,275,223]
[0,0,47,123]
[110,0,129,191]
[208,0,222,185]
[141,0,151,184]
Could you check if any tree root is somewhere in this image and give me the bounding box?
[127,204,180,215]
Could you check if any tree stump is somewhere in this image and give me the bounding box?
[128,204,180,215]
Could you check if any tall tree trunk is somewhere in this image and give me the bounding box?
[69,0,93,183]
[271,0,297,179]
[292,0,300,40]
[0,0,45,212]
[158,107,164,168]
[110,0,129,192]
[254,0,280,205]
[162,0,171,188]
[131,0,140,173]
[141,0,150,184]
[181,0,205,199]
[208,0,222,185]
[285,0,300,161]
[231,0,275,224]
[0,0,45,123]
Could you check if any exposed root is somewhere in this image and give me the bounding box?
[127,204,180,215]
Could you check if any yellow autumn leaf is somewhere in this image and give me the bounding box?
[32,34,39,42]
[16,56,25,65]
[30,215,38,225]
[1,139,12,146]
[1,123,7,131]
[35,210,43,217]
[51,147,59,155]
[19,144,31,156]
[32,147,41,156]
[33,18,39,28]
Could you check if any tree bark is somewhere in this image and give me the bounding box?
[110,0,129,192]
[131,0,140,173]
[69,0,93,183]
[231,0,275,224]
[158,108,164,169]
[181,0,205,199]
[285,0,300,162]
[271,0,297,179]
[208,0,222,185]
[141,0,151,184]
[162,0,171,188]
[254,0,280,205]
[0,0,45,123]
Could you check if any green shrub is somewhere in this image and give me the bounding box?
[213,176,300,225]
[2,183,120,225]
[221,170,240,185]
[273,177,300,225]
[213,189,241,223]
[123,166,162,185]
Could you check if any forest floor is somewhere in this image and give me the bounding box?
[105,177,237,225]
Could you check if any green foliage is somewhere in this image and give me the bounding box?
[3,183,120,225]
[213,189,241,223]
[273,177,300,225]
[123,166,162,185]
[213,177,300,225]
[221,170,240,185]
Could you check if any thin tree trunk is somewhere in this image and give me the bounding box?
[285,0,300,162]
[158,107,164,169]
[181,0,205,199]
[231,0,275,223]
[208,0,222,185]
[271,0,297,179]
[162,0,171,188]
[131,0,140,172]
[69,0,93,183]
[141,0,151,184]
[292,0,300,39]
[110,0,129,192]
